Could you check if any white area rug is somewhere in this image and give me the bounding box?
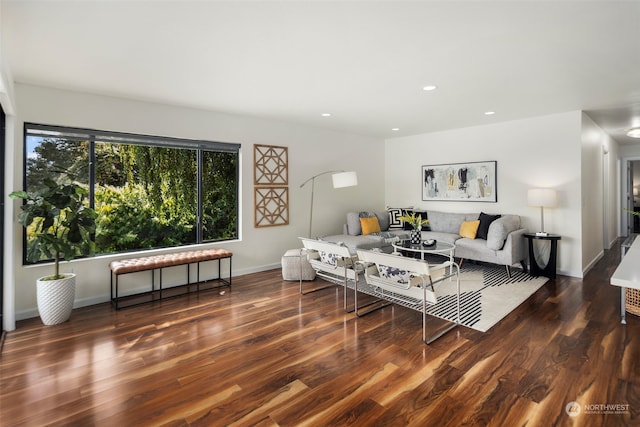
[427,264,548,332]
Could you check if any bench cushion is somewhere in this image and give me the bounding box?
[110,248,232,275]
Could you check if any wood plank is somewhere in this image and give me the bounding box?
[1,243,639,426]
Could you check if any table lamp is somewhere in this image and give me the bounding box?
[528,188,557,236]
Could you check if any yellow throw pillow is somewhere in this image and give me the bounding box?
[360,216,381,235]
[459,220,481,239]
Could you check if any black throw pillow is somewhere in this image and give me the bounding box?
[477,212,501,240]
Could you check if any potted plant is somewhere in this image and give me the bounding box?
[10,177,97,325]
[399,211,429,244]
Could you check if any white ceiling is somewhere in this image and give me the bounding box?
[3,0,640,143]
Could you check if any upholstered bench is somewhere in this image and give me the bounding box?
[110,248,232,309]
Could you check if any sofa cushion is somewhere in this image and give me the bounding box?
[427,211,469,234]
[322,234,389,253]
[455,238,499,263]
[360,217,381,235]
[487,215,521,250]
[477,212,501,240]
[421,231,459,245]
[459,220,480,239]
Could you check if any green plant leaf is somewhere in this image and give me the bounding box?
[13,176,96,275]
[9,190,28,199]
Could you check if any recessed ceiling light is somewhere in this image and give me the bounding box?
[422,85,437,91]
[321,113,331,117]
[392,128,400,131]
[484,111,496,115]
[627,127,640,138]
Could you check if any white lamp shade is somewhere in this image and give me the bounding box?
[528,188,557,207]
[332,171,358,188]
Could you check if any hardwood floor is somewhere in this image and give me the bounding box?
[1,245,638,427]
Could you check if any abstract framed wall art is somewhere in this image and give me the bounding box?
[421,161,497,202]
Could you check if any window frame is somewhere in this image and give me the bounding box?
[22,122,240,264]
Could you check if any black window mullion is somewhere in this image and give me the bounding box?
[88,135,95,209]
[196,149,203,244]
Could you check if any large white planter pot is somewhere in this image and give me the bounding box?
[36,273,76,325]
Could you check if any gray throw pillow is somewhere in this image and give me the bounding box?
[346,212,362,235]
[374,211,390,231]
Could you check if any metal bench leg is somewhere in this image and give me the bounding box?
[196,261,200,292]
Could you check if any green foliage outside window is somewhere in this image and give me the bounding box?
[22,126,239,263]
[94,184,196,253]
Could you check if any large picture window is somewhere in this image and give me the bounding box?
[23,123,239,263]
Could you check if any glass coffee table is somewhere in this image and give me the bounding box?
[392,239,456,273]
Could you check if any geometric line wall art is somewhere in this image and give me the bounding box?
[254,144,288,186]
[254,144,289,228]
[254,186,289,227]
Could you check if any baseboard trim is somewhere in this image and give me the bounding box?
[582,250,604,277]
[15,262,282,321]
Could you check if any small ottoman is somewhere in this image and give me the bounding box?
[281,249,316,281]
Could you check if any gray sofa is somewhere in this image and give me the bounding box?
[322,209,528,276]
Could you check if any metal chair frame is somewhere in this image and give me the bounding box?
[356,249,461,344]
[299,238,383,313]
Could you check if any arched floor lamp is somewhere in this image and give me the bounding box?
[300,170,358,238]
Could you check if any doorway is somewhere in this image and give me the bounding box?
[630,160,640,234]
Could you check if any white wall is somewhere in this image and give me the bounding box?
[604,136,621,246]
[385,111,584,277]
[0,0,15,115]
[1,0,18,331]
[580,113,606,273]
[581,113,620,254]
[619,144,640,158]
[9,83,385,321]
